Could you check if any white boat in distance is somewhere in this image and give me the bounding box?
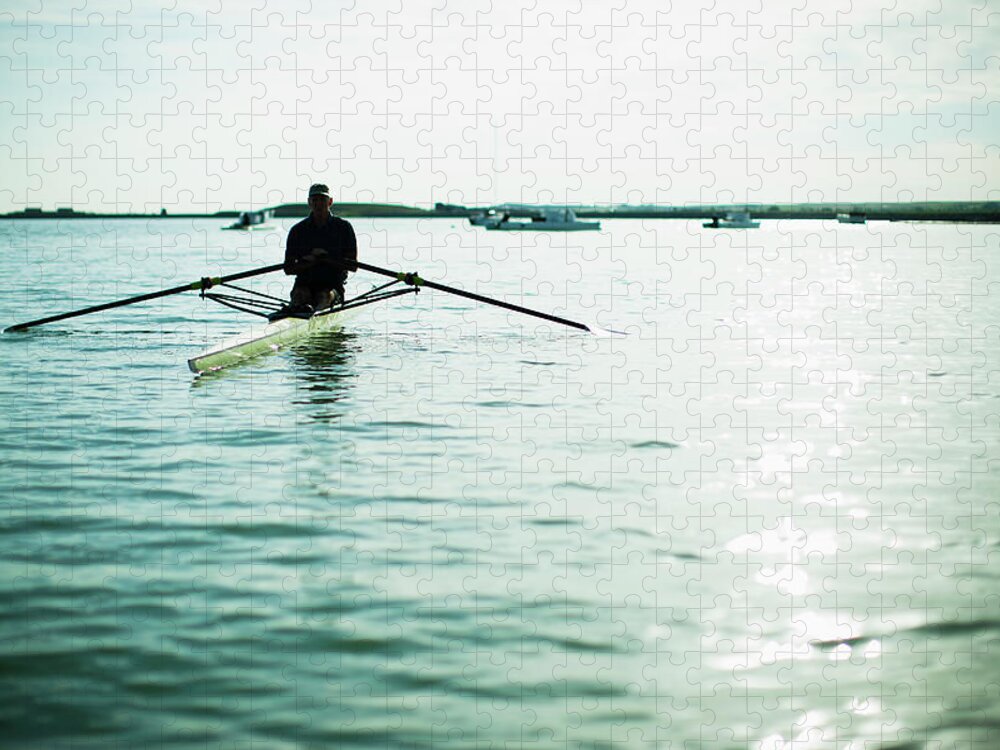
[471,205,600,232]
[703,212,760,229]
[836,212,867,224]
[222,209,275,231]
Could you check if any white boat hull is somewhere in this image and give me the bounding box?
[703,221,760,229]
[221,224,275,231]
[188,306,354,373]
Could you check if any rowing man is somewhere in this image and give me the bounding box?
[282,183,357,316]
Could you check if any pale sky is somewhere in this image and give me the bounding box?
[1,0,997,213]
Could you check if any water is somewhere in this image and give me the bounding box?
[0,218,997,748]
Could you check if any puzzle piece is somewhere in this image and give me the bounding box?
[0,0,998,747]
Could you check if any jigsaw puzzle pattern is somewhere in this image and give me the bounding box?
[1,1,998,748]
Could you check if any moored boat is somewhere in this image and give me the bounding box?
[836,212,867,224]
[703,212,760,229]
[223,209,275,231]
[479,206,600,232]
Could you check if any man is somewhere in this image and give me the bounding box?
[281,183,357,316]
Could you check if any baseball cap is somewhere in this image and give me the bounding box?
[308,183,331,198]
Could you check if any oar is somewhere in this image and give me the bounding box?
[353,260,593,333]
[5,263,285,333]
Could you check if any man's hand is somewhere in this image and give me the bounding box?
[289,248,354,274]
[291,248,328,272]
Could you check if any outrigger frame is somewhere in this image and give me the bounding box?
[198,277,419,320]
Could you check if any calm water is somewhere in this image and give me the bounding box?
[0,218,997,748]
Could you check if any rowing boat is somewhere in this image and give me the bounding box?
[185,276,418,373]
[187,304,358,373]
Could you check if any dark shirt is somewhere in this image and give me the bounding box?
[284,213,357,290]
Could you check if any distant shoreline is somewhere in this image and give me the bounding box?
[3,201,999,223]
[0,203,435,220]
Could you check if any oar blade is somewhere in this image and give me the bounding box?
[587,324,629,337]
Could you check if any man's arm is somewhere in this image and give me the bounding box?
[284,223,302,275]
[342,220,358,272]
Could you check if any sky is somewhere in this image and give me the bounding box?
[0,0,997,214]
